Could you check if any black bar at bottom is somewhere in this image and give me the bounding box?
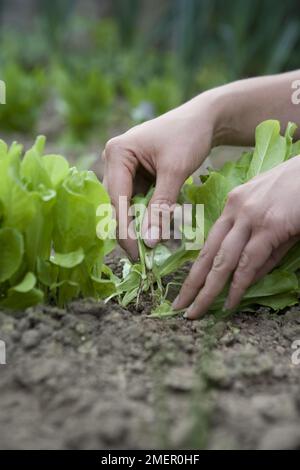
[0,449,293,467]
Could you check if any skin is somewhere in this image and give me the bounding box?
[103,70,300,319]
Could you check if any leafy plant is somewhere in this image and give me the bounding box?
[0,63,47,133]
[183,120,300,315]
[110,189,198,314]
[54,64,115,140]
[0,135,115,309]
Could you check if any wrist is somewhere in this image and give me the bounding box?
[162,83,240,148]
[200,85,240,147]
[184,86,235,148]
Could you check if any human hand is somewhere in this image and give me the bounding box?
[103,93,219,260]
[173,156,300,318]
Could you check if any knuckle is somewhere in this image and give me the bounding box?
[212,249,230,272]
[151,198,174,210]
[220,215,233,226]
[125,123,141,135]
[105,137,125,158]
[230,274,247,291]
[238,250,250,270]
[232,265,253,289]
[262,209,284,230]
[227,191,258,222]
[241,201,258,220]
[199,245,209,259]
[213,214,233,231]
[227,188,243,207]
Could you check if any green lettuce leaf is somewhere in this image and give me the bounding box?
[186,172,231,237]
[0,272,43,310]
[0,135,114,310]
[50,248,85,269]
[246,120,287,178]
[0,228,24,282]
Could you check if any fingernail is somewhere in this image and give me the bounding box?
[143,226,160,248]
[172,295,180,309]
[128,248,139,263]
[184,303,194,319]
[129,253,139,263]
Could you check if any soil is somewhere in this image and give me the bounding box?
[0,253,300,450]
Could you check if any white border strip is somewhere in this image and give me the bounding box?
[0,340,6,365]
[0,80,6,104]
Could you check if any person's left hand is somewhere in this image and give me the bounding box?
[173,156,300,319]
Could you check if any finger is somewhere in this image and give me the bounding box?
[253,237,299,283]
[105,142,139,260]
[102,174,108,190]
[226,233,274,310]
[173,215,233,310]
[183,222,251,319]
[142,167,186,248]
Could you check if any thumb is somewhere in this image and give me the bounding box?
[142,169,185,248]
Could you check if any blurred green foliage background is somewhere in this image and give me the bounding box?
[0,0,299,146]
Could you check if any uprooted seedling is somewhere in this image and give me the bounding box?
[111,190,198,316]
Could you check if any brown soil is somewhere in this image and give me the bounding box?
[1,253,300,450]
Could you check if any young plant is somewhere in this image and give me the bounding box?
[114,190,198,314]
[0,63,46,133]
[184,120,300,315]
[54,64,115,141]
[0,135,115,309]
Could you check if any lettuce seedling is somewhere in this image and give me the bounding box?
[0,135,115,309]
[114,190,198,313]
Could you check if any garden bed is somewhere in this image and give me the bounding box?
[1,253,300,450]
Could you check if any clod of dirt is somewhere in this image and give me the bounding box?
[258,424,300,450]
[21,330,42,350]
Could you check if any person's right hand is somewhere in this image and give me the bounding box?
[103,95,218,260]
